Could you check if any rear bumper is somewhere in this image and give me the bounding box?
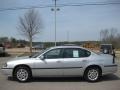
[1,68,13,77]
[102,64,118,75]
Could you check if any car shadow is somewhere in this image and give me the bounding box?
[31,77,85,82]
[8,77,85,82]
[31,74,120,82]
[8,74,120,83]
[100,74,120,82]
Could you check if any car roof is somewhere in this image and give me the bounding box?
[43,45,96,55]
[50,45,88,50]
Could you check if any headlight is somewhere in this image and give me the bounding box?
[3,63,7,67]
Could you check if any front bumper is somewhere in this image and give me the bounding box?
[1,68,13,77]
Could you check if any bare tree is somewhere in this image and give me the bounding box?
[100,28,120,48]
[108,28,117,42]
[100,29,109,43]
[17,9,42,54]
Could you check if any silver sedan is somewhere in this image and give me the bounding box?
[1,46,117,82]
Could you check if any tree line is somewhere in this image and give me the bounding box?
[100,28,120,49]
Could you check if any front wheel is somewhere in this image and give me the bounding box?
[14,66,31,82]
[84,67,101,82]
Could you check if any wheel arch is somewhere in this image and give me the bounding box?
[12,64,32,77]
[84,65,102,76]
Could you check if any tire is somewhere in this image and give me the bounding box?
[84,67,101,82]
[14,66,31,82]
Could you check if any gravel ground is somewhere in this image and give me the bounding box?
[0,56,120,90]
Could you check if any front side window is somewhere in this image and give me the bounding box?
[44,49,62,59]
[30,49,49,58]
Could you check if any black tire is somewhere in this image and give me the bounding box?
[14,66,31,82]
[84,67,101,82]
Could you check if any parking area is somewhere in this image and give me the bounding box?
[0,56,120,90]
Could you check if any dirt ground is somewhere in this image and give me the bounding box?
[5,47,40,56]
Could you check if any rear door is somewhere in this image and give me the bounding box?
[62,48,91,76]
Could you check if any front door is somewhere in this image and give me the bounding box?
[33,48,63,76]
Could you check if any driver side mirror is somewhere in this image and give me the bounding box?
[40,55,45,60]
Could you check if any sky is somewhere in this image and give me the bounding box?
[0,0,120,42]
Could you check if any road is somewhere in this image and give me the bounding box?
[0,57,120,90]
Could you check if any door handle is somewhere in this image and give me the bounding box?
[56,61,61,63]
[82,60,87,62]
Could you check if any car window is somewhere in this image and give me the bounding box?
[63,49,73,58]
[44,49,62,59]
[29,48,50,58]
[79,49,91,57]
[63,48,91,58]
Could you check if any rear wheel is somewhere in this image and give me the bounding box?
[84,67,101,82]
[14,66,31,82]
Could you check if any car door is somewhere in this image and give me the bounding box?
[62,48,91,76]
[33,48,64,76]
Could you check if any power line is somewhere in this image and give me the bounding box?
[0,2,120,12]
[0,5,53,12]
[59,2,120,7]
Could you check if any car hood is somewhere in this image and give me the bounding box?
[14,56,29,60]
[7,56,30,63]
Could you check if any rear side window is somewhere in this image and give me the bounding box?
[63,48,91,58]
[63,49,73,58]
[79,49,91,57]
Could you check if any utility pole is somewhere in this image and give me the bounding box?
[54,0,57,46]
[51,0,59,46]
[67,30,69,42]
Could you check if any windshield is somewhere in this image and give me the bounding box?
[29,48,49,58]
